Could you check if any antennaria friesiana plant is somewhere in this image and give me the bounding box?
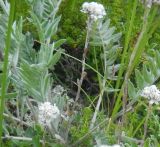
[0,0,160,146]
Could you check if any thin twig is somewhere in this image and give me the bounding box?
[2,135,65,145]
[141,103,152,147]
[2,133,65,145]
[3,113,31,127]
[90,85,105,129]
[2,135,44,143]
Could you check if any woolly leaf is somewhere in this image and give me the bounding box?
[135,69,145,89]
[44,16,61,39]
[142,65,153,84]
[90,18,121,85]
[29,12,45,41]
[28,0,62,42]
[129,51,160,99]
[47,49,62,69]
[128,80,137,99]
[15,61,51,101]
[54,39,66,49]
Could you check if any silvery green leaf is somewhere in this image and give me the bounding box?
[0,0,10,15]
[142,65,154,84]
[54,39,66,49]
[128,80,137,99]
[45,16,61,39]
[47,49,62,69]
[129,51,160,99]
[135,69,145,90]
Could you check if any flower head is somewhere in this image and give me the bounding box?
[141,85,160,104]
[81,2,106,21]
[146,0,152,8]
[52,85,64,96]
[38,102,60,125]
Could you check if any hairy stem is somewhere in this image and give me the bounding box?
[3,113,31,127]
[90,82,105,129]
[0,0,15,144]
[75,17,92,103]
[90,21,108,129]
[2,135,44,143]
[67,17,92,143]
[141,103,152,146]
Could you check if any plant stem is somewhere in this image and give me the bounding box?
[90,20,108,129]
[3,113,31,127]
[141,103,152,147]
[0,0,15,145]
[67,17,92,143]
[75,17,92,103]
[2,135,44,143]
[90,82,105,129]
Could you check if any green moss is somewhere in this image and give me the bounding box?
[57,0,86,47]
[12,0,129,48]
[57,0,130,48]
[15,0,30,20]
[70,107,93,146]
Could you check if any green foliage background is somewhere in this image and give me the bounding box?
[14,0,160,50]
[14,0,126,46]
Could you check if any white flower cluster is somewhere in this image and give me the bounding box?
[38,102,60,125]
[81,2,106,21]
[141,85,160,104]
[147,0,153,8]
[53,85,64,95]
